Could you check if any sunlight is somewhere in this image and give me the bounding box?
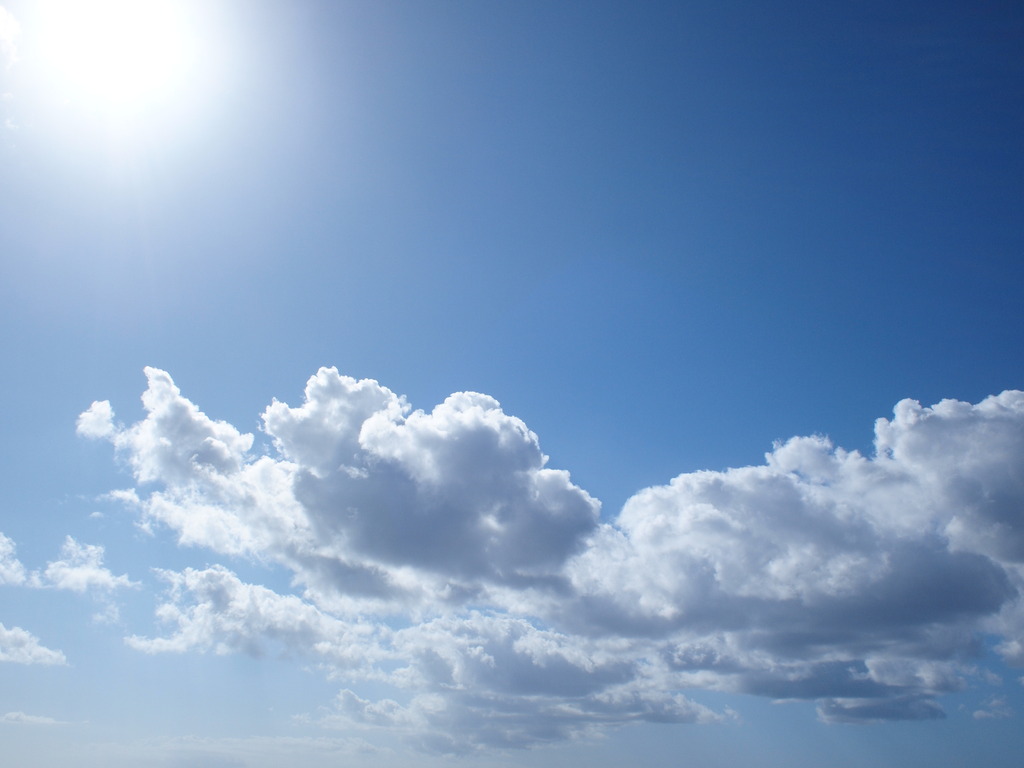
[37,0,195,113]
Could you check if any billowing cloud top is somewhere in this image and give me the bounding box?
[77,368,1024,749]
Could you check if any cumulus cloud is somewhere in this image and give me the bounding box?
[34,536,136,593]
[559,393,1024,722]
[380,613,720,751]
[81,366,598,613]
[76,399,116,439]
[126,565,381,670]
[0,532,26,585]
[1,532,132,658]
[79,368,253,486]
[127,563,717,752]
[81,369,1024,748]
[2,531,135,594]
[0,623,66,665]
[316,610,721,753]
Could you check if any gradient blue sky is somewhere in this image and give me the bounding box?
[1,1,1023,766]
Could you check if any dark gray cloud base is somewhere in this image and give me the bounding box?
[75,368,1024,750]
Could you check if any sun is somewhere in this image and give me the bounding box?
[37,0,196,113]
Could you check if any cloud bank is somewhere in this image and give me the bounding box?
[79,367,1024,751]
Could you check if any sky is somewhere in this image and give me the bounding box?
[1,0,1023,765]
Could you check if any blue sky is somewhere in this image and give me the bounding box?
[1,1,1023,765]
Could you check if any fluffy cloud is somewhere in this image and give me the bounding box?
[35,536,136,593]
[0,532,26,585]
[126,565,381,671]
[0,623,66,666]
[82,367,253,485]
[80,370,1024,748]
[81,367,598,614]
[560,393,1024,721]
[1,532,132,663]
[127,563,718,752]
[0,532,134,594]
[367,613,721,752]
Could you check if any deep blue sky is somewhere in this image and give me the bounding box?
[1,1,1023,765]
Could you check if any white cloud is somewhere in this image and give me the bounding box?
[126,565,725,751]
[318,611,721,753]
[34,536,136,593]
[0,711,66,726]
[0,532,26,585]
[82,369,1024,746]
[1,532,131,659]
[84,367,598,615]
[558,392,1024,721]
[126,565,382,671]
[0,623,66,665]
[83,367,254,486]
[76,400,116,439]
[972,695,1012,720]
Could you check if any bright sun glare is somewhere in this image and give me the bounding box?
[38,0,194,112]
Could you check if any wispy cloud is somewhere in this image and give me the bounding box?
[0,710,68,726]
[80,368,1024,750]
[973,695,1012,720]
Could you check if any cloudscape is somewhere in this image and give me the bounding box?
[1,0,1022,766]
[63,369,1024,750]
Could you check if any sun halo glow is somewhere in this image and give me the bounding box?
[37,0,196,114]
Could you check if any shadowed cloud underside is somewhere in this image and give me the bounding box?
[56,367,1024,751]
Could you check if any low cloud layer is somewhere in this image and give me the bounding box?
[78,367,1024,751]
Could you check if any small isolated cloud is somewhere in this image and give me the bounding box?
[0,711,66,726]
[973,696,1012,720]
[76,400,116,439]
[0,623,66,665]
[82,369,1024,750]
[0,5,19,69]
[34,536,136,593]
